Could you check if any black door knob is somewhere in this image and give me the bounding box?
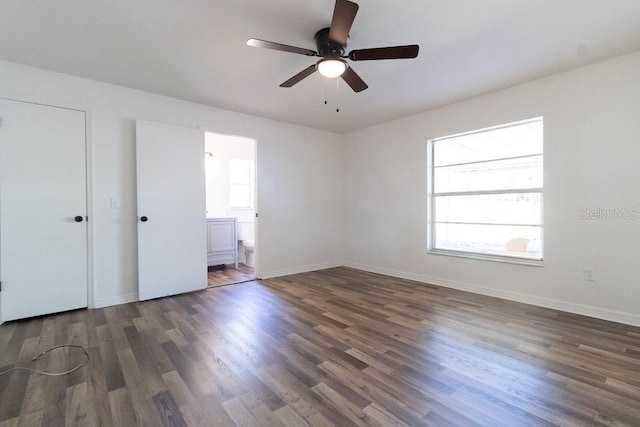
[74,216,84,222]
[140,216,148,222]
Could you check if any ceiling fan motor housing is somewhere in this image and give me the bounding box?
[314,27,346,58]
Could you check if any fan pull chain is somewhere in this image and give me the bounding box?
[324,79,328,105]
[336,77,340,113]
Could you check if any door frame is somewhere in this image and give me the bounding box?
[203,129,260,279]
[0,91,95,317]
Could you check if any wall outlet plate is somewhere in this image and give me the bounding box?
[583,267,595,281]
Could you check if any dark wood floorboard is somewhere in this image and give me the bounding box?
[208,264,255,288]
[1,267,639,426]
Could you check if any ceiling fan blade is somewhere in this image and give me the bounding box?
[341,66,368,92]
[328,0,359,46]
[280,65,317,87]
[348,45,419,61]
[247,39,317,56]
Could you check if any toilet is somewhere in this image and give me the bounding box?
[243,240,255,268]
[237,221,255,268]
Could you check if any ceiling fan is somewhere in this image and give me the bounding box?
[247,0,419,93]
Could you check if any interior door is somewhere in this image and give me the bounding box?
[136,120,207,300]
[0,98,87,322]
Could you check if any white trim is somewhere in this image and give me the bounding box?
[260,261,343,280]
[431,116,543,143]
[0,90,90,114]
[343,262,640,327]
[252,138,259,279]
[434,153,542,169]
[95,293,138,309]
[428,248,543,266]
[84,109,96,309]
[434,188,543,198]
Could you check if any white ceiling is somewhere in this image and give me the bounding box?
[1,1,639,133]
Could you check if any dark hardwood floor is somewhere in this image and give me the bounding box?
[1,267,639,426]
[208,264,255,288]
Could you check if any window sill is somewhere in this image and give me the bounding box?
[427,248,543,267]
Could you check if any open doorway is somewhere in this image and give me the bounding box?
[205,132,257,287]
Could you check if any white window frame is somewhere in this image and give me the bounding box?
[427,117,544,265]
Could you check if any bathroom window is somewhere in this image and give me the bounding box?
[229,159,253,208]
[428,117,543,264]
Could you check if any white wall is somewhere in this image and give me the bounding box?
[344,51,640,326]
[0,60,344,307]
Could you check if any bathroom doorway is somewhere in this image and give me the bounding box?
[205,132,257,287]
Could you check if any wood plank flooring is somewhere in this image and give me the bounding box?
[207,264,255,288]
[1,267,640,426]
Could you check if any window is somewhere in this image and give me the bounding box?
[229,159,254,208]
[428,118,543,263]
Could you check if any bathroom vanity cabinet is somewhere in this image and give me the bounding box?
[206,217,237,268]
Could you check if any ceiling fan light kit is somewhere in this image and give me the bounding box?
[247,0,419,93]
[317,58,347,78]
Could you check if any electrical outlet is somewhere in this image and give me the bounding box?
[110,197,120,209]
[583,267,595,281]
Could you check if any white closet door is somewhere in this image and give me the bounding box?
[136,120,207,300]
[0,99,87,322]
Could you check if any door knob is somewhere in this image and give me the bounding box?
[74,216,84,222]
[140,216,148,222]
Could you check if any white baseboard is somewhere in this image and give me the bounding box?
[344,261,640,327]
[94,293,138,309]
[89,262,640,328]
[260,261,343,280]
